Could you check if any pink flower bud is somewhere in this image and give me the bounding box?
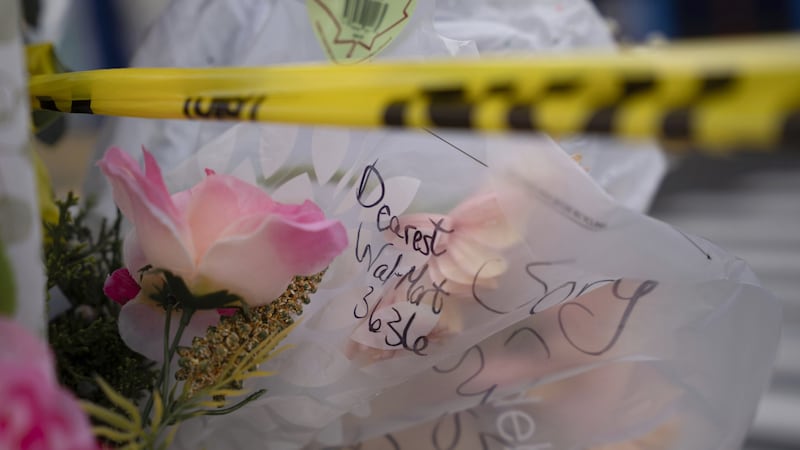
[103,268,141,305]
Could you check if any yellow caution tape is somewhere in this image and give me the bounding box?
[27,35,800,151]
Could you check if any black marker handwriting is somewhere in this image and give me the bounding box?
[504,327,551,359]
[356,161,384,208]
[395,264,450,314]
[367,294,385,333]
[384,434,400,450]
[471,260,512,315]
[384,307,429,355]
[433,345,496,405]
[523,261,580,315]
[377,206,452,257]
[353,285,374,319]
[558,279,658,356]
[359,161,452,258]
[432,412,463,450]
[354,222,403,286]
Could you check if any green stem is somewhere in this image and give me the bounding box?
[197,389,267,416]
[161,308,194,415]
[141,303,173,422]
[169,389,268,424]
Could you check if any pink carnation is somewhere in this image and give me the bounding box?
[0,317,98,450]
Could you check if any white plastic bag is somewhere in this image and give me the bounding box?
[434,0,617,52]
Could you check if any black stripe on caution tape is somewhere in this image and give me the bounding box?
[620,76,657,98]
[655,73,739,142]
[545,78,581,94]
[699,73,736,94]
[70,99,93,114]
[429,103,473,128]
[378,94,799,149]
[487,82,515,95]
[36,96,95,114]
[661,109,692,140]
[386,70,749,133]
[584,107,618,134]
[37,96,59,112]
[508,105,536,130]
[383,101,407,126]
[782,111,800,148]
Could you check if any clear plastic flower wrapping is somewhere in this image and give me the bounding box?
[84,1,782,448]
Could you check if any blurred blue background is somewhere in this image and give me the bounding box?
[594,0,800,42]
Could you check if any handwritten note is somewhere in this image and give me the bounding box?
[341,155,663,450]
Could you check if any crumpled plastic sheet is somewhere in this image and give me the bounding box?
[81,1,780,449]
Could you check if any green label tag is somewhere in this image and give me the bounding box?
[307,0,417,64]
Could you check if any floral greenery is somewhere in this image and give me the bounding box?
[83,322,293,450]
[48,314,156,409]
[44,192,122,310]
[84,277,299,450]
[44,192,157,410]
[43,191,321,448]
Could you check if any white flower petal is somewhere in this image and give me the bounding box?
[312,127,350,185]
[118,296,221,363]
[259,124,298,180]
[271,173,314,205]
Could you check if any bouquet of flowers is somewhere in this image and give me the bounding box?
[1,1,785,449]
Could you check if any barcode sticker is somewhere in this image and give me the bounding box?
[342,0,389,31]
[307,0,417,64]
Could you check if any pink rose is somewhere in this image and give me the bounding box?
[97,147,348,360]
[0,317,98,450]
